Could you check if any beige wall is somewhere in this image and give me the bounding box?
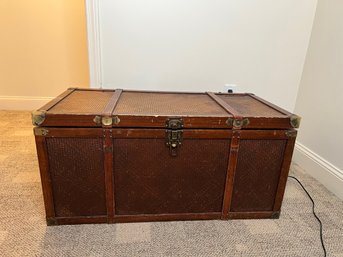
[293,0,343,199]
[0,0,89,109]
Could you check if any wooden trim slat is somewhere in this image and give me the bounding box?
[239,130,289,139]
[114,115,229,129]
[40,114,101,127]
[273,135,297,211]
[41,115,230,128]
[51,211,278,224]
[100,89,123,128]
[39,88,76,111]
[35,128,292,139]
[221,130,240,219]
[215,92,250,96]
[243,117,293,129]
[103,129,114,223]
[122,89,207,94]
[34,127,103,137]
[69,87,116,92]
[112,129,232,139]
[227,211,276,219]
[54,216,108,225]
[52,211,278,224]
[36,116,293,129]
[248,94,292,116]
[104,89,122,115]
[34,135,55,219]
[113,213,222,223]
[206,92,240,118]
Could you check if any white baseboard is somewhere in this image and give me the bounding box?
[0,95,54,111]
[293,142,343,200]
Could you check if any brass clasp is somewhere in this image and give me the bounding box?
[165,118,183,156]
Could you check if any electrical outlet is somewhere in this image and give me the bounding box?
[224,84,237,93]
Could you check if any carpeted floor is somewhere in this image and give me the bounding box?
[0,110,342,257]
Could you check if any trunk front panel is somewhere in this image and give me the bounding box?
[230,139,287,212]
[113,135,230,215]
[46,137,107,217]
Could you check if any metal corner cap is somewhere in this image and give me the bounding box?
[31,110,46,126]
[290,115,301,128]
[271,211,280,219]
[46,217,57,226]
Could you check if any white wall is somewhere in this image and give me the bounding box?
[98,0,317,111]
[293,0,343,199]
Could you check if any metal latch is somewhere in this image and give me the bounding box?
[165,118,183,156]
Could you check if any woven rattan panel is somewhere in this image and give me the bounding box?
[46,137,107,217]
[218,95,285,117]
[114,138,230,215]
[230,139,287,212]
[49,90,115,114]
[114,92,228,116]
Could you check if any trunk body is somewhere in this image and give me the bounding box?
[33,88,299,225]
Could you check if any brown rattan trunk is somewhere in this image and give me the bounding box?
[32,88,300,225]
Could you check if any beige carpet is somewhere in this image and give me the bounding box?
[0,110,342,257]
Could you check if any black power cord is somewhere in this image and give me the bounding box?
[288,176,327,257]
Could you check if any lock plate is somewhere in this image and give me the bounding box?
[165,118,183,156]
[165,118,184,129]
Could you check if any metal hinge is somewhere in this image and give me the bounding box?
[226,118,250,128]
[93,116,121,126]
[165,118,183,156]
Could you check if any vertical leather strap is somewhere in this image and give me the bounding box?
[104,89,123,116]
[221,130,241,219]
[206,92,246,219]
[103,129,114,223]
[206,92,240,118]
[101,89,123,128]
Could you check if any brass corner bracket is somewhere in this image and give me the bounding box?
[290,115,301,128]
[285,129,297,137]
[31,110,46,126]
[34,128,49,136]
[226,118,250,128]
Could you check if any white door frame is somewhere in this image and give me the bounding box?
[85,0,102,88]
